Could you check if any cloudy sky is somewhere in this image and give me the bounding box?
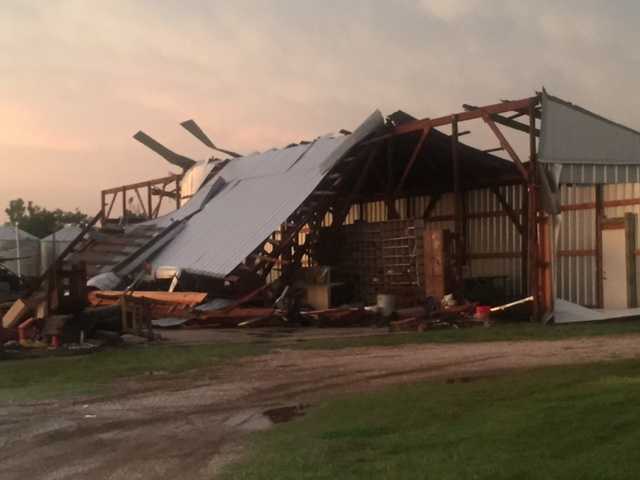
[1,0,639,222]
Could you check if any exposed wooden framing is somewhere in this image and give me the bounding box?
[625,213,637,308]
[30,210,104,295]
[175,177,181,210]
[483,146,505,154]
[134,188,147,217]
[527,99,541,321]
[363,97,537,142]
[254,146,377,279]
[153,183,166,217]
[101,174,181,195]
[523,186,531,297]
[491,186,525,235]
[395,127,431,194]
[464,104,540,136]
[385,139,400,219]
[147,186,153,221]
[595,184,604,308]
[481,112,529,179]
[121,188,126,220]
[506,111,526,120]
[105,192,117,219]
[452,116,465,278]
[150,187,180,200]
[101,173,183,222]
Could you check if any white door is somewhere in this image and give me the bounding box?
[603,228,628,309]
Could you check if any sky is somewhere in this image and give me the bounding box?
[1,0,639,223]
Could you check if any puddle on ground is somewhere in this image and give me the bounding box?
[263,404,308,424]
[445,376,475,384]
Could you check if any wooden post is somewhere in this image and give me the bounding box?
[625,212,637,308]
[528,101,540,321]
[452,116,464,285]
[595,184,604,307]
[521,184,529,296]
[175,178,181,210]
[121,187,126,221]
[147,185,153,220]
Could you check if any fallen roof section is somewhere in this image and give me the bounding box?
[147,110,385,278]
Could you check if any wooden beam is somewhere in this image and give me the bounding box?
[527,100,540,321]
[464,104,540,136]
[385,138,400,219]
[481,112,529,179]
[625,213,637,308]
[391,97,537,136]
[147,185,153,220]
[333,146,381,228]
[452,116,465,276]
[121,188,126,220]
[422,193,442,222]
[491,186,525,235]
[134,187,147,217]
[595,184,604,308]
[175,177,181,210]
[483,146,505,154]
[101,174,182,195]
[153,183,166,217]
[395,127,431,194]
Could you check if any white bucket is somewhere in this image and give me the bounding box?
[377,294,396,317]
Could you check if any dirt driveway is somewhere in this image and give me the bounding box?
[2,334,640,479]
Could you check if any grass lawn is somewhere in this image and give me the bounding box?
[223,359,640,480]
[295,319,640,350]
[3,320,640,402]
[0,342,271,402]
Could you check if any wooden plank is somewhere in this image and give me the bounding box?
[391,97,537,136]
[595,185,604,307]
[88,291,207,306]
[101,174,181,195]
[491,186,525,235]
[625,213,637,307]
[463,104,541,136]
[395,127,431,194]
[134,188,147,217]
[482,112,528,179]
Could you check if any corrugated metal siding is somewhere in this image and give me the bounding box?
[558,164,640,184]
[555,183,640,306]
[466,186,523,298]
[337,187,525,299]
[603,183,640,304]
[556,186,597,306]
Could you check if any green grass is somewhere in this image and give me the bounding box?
[295,320,640,350]
[0,342,271,402]
[223,359,640,480]
[4,321,640,402]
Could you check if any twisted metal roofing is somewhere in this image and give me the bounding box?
[149,110,384,278]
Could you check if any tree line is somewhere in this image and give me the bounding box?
[4,198,89,239]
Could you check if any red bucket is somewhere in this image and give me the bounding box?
[475,305,491,320]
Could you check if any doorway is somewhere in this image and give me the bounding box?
[601,213,637,309]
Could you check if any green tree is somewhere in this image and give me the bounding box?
[4,198,89,238]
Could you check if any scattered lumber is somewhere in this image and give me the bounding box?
[301,306,373,327]
[88,291,207,307]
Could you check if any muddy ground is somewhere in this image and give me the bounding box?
[3,333,640,479]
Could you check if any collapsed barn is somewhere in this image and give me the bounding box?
[5,89,640,345]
